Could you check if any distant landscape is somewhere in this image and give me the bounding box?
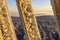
[11,15,59,40]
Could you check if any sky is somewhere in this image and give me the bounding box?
[32,0,51,10]
[6,0,54,16]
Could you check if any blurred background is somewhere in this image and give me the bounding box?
[6,0,59,40]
